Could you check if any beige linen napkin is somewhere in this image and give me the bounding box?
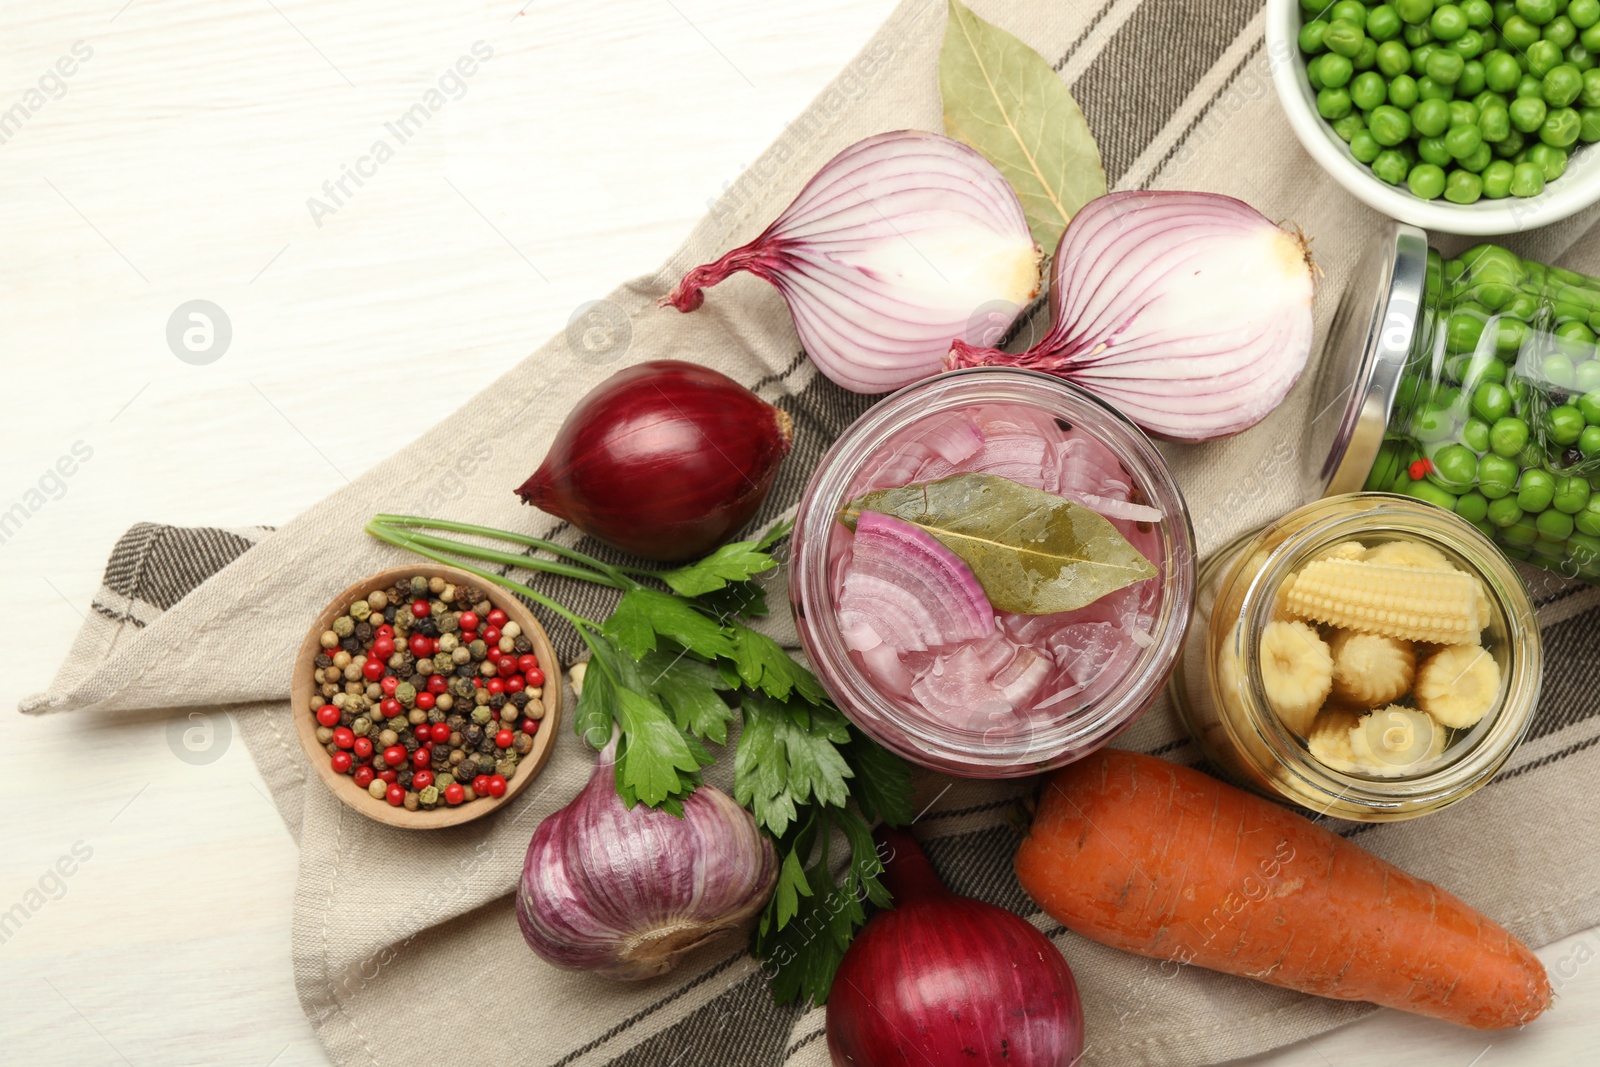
[25,1,1600,1063]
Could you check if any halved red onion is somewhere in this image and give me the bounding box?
[662,131,1043,393]
[949,191,1316,441]
[838,510,994,655]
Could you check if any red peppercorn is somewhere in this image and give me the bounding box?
[472,774,492,794]
[380,697,401,718]
[412,770,433,790]
[380,676,399,696]
[458,611,479,632]
[411,599,431,618]
[486,677,505,695]
[382,745,406,766]
[504,675,524,694]
[496,655,517,678]
[386,784,406,806]
[361,658,385,681]
[483,626,502,646]
[316,704,340,727]
[371,637,395,660]
[332,727,355,749]
[353,766,375,789]
[415,691,435,711]
[426,674,448,694]
[409,633,432,658]
[353,737,373,760]
[377,769,398,784]
[495,729,514,749]
[460,630,477,644]
[413,723,431,739]
[522,718,539,734]
[430,637,441,654]
[412,747,431,769]
[424,722,445,744]
[487,608,507,628]
[526,667,545,687]
[517,654,540,674]
[376,624,393,639]
[444,783,465,806]
[486,774,508,798]
[331,751,353,773]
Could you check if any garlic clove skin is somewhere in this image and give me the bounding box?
[516,737,777,980]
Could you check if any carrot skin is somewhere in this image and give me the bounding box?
[1014,750,1551,1030]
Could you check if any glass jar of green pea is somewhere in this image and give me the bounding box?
[1307,221,1600,581]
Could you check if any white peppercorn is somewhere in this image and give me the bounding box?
[368,590,388,611]
[320,630,339,650]
[368,779,387,799]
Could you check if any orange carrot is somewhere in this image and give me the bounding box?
[1014,750,1550,1030]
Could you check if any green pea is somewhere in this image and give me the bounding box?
[1580,105,1600,138]
[1366,441,1409,490]
[1487,495,1527,525]
[1503,516,1541,546]
[1554,474,1593,512]
[1462,417,1493,452]
[1479,102,1512,139]
[1568,40,1597,70]
[1511,94,1550,131]
[1373,147,1413,182]
[1308,57,1326,91]
[1323,51,1358,88]
[1453,30,1488,62]
[1559,322,1600,346]
[1379,39,1416,75]
[1414,96,1454,135]
[1585,22,1600,50]
[1386,74,1420,110]
[1332,112,1367,141]
[1331,0,1367,26]
[1462,141,1495,171]
[1482,157,1518,194]
[1433,2,1470,37]
[1407,22,1437,46]
[1547,15,1580,49]
[1446,121,1485,156]
[1538,508,1577,538]
[1494,126,1526,154]
[1576,494,1600,535]
[1573,0,1600,27]
[1464,0,1496,23]
[1529,140,1571,175]
[1579,389,1600,423]
[1485,49,1525,90]
[1407,477,1463,507]
[1543,351,1580,387]
[1398,0,1436,22]
[1529,39,1566,76]
[1326,18,1368,57]
[1364,105,1409,145]
[1540,105,1582,143]
[1583,67,1600,106]
[1418,73,1456,99]
[1568,532,1600,571]
[1419,133,1454,163]
[1432,442,1483,485]
[1449,98,1481,126]
[1518,0,1559,24]
[1479,451,1522,495]
[1576,362,1600,393]
[1351,128,1384,161]
[1350,71,1387,111]
[1356,38,1380,71]
[1319,86,1356,118]
[1549,403,1587,442]
[1511,159,1548,193]
[1408,160,1449,196]
[1543,63,1585,106]
[1519,468,1558,509]
[1473,380,1514,420]
[1458,489,1492,521]
[1582,424,1600,457]
[1504,13,1544,47]
[1300,19,1332,55]
[1370,3,1405,39]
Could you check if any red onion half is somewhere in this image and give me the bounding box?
[516,360,792,561]
[662,131,1043,394]
[516,734,778,980]
[949,190,1316,441]
[826,827,1083,1066]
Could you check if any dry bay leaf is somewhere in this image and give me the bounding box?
[838,473,1156,615]
[939,0,1106,256]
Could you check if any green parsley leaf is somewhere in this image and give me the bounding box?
[842,729,916,827]
[693,578,770,621]
[728,625,827,704]
[638,649,736,744]
[613,687,708,807]
[735,692,853,838]
[772,844,813,931]
[657,540,779,597]
[603,588,734,660]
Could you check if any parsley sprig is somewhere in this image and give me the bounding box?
[365,514,913,1005]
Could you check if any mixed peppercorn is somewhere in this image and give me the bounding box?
[308,575,548,811]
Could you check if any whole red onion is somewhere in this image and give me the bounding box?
[516,360,792,561]
[826,826,1083,1066]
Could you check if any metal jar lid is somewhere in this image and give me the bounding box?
[1302,221,1431,497]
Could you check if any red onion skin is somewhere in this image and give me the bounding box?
[515,360,793,562]
[826,827,1084,1067]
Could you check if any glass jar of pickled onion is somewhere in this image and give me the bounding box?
[1306,221,1600,583]
[1171,494,1542,821]
[790,368,1195,778]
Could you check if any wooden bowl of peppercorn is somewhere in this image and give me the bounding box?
[291,565,562,829]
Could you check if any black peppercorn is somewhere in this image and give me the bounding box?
[489,693,507,709]
[383,605,397,623]
[477,736,496,755]
[416,617,439,638]
[464,725,484,746]
[510,691,529,709]
[455,664,474,679]
[427,708,446,725]
[314,652,333,669]
[447,714,467,732]
[355,621,373,643]
[398,767,414,788]
[404,735,421,753]
[340,635,362,654]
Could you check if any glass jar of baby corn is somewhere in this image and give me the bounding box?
[1171,494,1542,821]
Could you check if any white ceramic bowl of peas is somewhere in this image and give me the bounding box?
[1267,0,1600,235]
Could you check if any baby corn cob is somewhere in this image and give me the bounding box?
[1282,559,1480,645]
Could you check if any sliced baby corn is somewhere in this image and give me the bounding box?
[1348,704,1446,776]
[1362,539,1452,570]
[1415,644,1501,729]
[1259,620,1333,736]
[1327,629,1416,707]
[1311,540,1367,563]
[1306,707,1362,773]
[1281,559,1481,645]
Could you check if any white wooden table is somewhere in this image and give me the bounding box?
[2,2,1596,1063]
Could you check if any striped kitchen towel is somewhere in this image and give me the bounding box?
[24,0,1600,1063]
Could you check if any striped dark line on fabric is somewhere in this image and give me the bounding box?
[1070,0,1260,183]
[1141,38,1265,188]
[924,824,1036,918]
[783,1027,826,1059]
[1521,603,1600,744]
[100,522,262,612]
[91,601,147,629]
[1498,732,1600,783]
[550,952,750,1067]
[1051,0,1119,73]
[604,968,803,1067]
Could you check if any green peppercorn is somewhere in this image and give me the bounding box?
[332,616,355,639]
[394,607,414,630]
[409,576,428,597]
[469,639,488,661]
[387,715,408,733]
[437,773,455,789]
[472,705,493,725]
[352,717,372,738]
[395,682,417,707]
[419,785,440,807]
